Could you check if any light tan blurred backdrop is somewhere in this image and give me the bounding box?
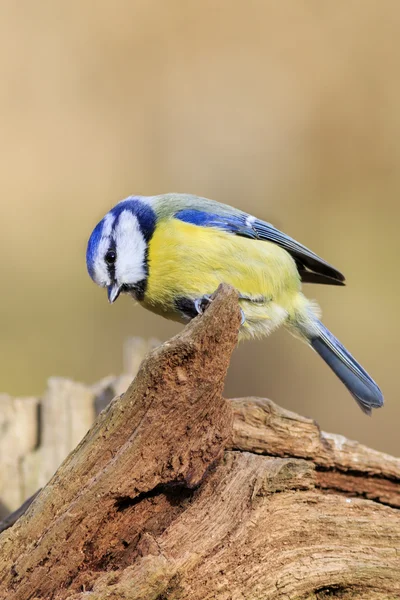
[0,1,399,455]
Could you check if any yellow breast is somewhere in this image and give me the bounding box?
[144,218,300,318]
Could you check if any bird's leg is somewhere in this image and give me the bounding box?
[237,293,270,326]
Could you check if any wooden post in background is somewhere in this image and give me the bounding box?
[0,340,159,519]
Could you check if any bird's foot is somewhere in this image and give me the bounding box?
[194,294,213,315]
[194,294,246,325]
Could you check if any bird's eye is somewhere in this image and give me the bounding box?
[105,250,117,265]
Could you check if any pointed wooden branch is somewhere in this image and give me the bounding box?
[0,284,399,600]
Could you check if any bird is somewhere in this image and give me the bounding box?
[86,193,383,415]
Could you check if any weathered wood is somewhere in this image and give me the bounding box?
[0,284,240,600]
[84,453,397,600]
[0,284,399,600]
[0,395,39,516]
[230,397,400,507]
[0,491,41,535]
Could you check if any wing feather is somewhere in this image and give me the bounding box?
[174,207,345,285]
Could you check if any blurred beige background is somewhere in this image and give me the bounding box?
[0,1,398,455]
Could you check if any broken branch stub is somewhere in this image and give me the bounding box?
[0,284,241,600]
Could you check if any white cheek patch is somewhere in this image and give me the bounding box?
[93,213,115,286]
[114,211,147,284]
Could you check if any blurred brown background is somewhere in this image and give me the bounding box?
[0,1,398,455]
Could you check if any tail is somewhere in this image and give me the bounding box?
[307,320,383,414]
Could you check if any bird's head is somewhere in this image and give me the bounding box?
[86,197,156,303]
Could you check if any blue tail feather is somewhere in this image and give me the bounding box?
[310,321,383,415]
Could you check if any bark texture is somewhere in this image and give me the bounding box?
[0,284,399,600]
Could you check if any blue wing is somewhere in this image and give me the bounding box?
[175,209,345,285]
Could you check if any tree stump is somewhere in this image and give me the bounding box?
[0,285,399,600]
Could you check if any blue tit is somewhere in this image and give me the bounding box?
[86,194,383,415]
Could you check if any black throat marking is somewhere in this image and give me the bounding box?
[131,243,150,301]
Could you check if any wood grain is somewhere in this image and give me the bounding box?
[230,397,400,507]
[0,285,398,600]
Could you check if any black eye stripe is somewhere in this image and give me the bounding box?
[104,246,117,280]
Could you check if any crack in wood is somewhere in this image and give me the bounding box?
[0,286,399,600]
[114,483,195,512]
